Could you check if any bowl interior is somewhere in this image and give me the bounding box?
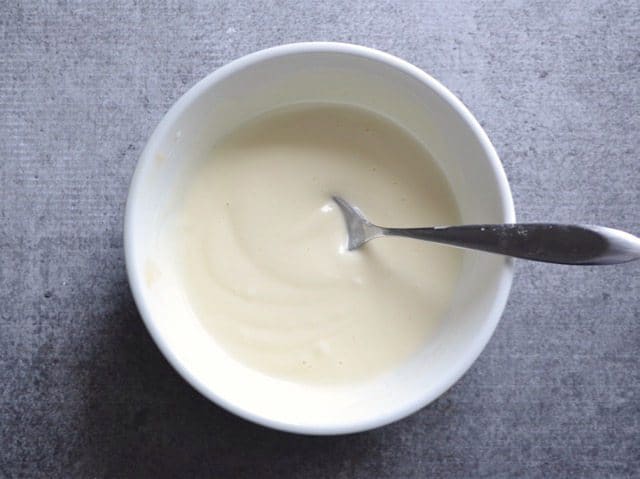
[125,44,514,434]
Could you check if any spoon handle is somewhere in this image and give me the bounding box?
[382,224,640,265]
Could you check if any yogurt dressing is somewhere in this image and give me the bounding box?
[158,104,463,384]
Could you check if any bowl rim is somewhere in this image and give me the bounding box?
[124,41,516,435]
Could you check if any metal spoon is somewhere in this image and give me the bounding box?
[332,196,640,265]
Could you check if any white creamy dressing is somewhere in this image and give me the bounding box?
[156,104,463,384]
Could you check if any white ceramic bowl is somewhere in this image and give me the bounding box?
[124,42,515,434]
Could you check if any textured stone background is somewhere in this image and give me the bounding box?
[1,1,639,477]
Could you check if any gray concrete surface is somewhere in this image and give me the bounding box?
[1,1,639,477]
